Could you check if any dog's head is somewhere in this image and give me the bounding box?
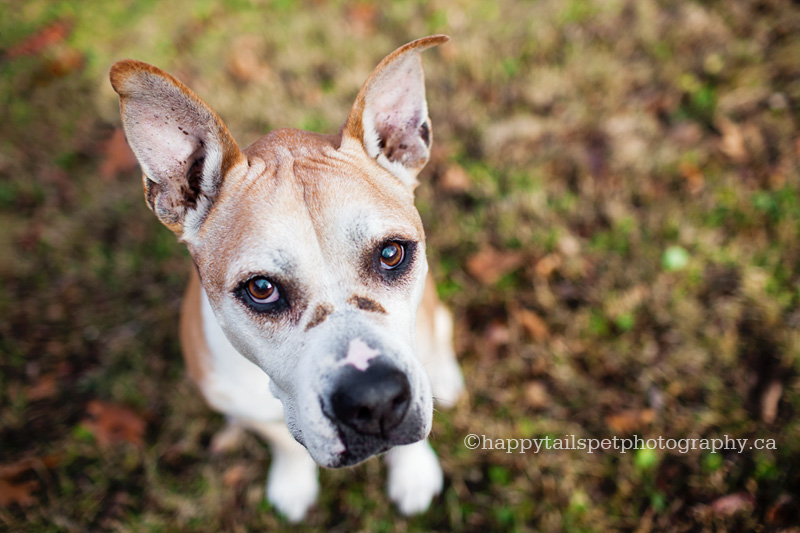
[110,36,448,467]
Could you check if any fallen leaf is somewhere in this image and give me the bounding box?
[466,246,525,285]
[523,381,550,410]
[346,2,377,37]
[99,129,138,181]
[0,456,59,480]
[46,48,85,77]
[710,492,754,517]
[481,319,510,361]
[605,409,655,433]
[223,463,248,488]
[678,161,704,193]
[760,379,782,424]
[82,401,146,448]
[24,372,59,401]
[226,35,271,84]
[557,234,581,257]
[766,493,796,525]
[0,455,58,508]
[534,254,562,279]
[439,164,472,194]
[715,116,746,162]
[0,479,39,507]
[513,307,549,342]
[6,20,71,59]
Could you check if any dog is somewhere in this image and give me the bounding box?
[109,35,463,522]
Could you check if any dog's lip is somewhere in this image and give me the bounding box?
[328,442,394,468]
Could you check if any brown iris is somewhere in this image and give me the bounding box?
[379,242,405,269]
[246,277,279,303]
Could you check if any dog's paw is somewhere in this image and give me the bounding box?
[266,452,319,523]
[386,440,443,515]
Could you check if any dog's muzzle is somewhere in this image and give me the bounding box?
[331,359,411,437]
[304,333,430,467]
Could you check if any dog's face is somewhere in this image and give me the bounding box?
[194,130,432,466]
[110,36,447,467]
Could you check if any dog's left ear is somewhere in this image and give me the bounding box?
[342,35,448,189]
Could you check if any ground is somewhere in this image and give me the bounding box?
[1,0,799,531]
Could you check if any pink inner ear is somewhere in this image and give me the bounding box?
[129,100,204,182]
[365,53,428,153]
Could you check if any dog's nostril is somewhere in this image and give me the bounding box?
[331,361,411,436]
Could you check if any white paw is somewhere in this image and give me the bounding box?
[266,452,319,523]
[386,440,443,515]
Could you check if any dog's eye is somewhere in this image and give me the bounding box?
[379,242,405,269]
[246,277,280,304]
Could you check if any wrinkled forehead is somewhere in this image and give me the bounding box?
[193,135,424,287]
[300,159,423,242]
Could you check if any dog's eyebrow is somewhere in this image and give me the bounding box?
[227,248,297,288]
[343,208,421,244]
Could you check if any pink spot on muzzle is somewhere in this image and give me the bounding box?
[341,339,380,371]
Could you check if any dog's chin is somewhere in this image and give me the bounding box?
[309,430,429,468]
[286,406,432,469]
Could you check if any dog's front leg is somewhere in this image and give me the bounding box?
[246,419,319,523]
[385,439,443,515]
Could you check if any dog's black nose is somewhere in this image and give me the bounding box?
[331,362,411,436]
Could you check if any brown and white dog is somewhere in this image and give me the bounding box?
[109,36,463,521]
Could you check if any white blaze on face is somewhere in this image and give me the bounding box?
[342,339,380,371]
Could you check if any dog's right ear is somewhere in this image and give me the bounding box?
[110,60,245,241]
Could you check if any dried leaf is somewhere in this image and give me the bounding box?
[534,254,562,279]
[0,479,39,507]
[716,116,746,162]
[486,320,510,348]
[6,20,71,59]
[346,2,377,37]
[482,319,510,361]
[0,456,59,480]
[223,463,248,488]
[765,493,796,525]
[466,246,525,285]
[24,372,59,401]
[523,381,550,410]
[710,492,754,517]
[439,164,472,194]
[99,129,138,181]
[226,36,270,84]
[82,401,146,448]
[605,409,655,433]
[760,379,782,424]
[513,307,549,342]
[46,48,85,77]
[0,456,58,508]
[678,161,704,193]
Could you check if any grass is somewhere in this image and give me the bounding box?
[2,0,800,531]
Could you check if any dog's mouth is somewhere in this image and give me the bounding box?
[273,334,434,468]
[323,358,429,466]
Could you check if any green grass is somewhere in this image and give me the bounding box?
[2,0,800,531]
